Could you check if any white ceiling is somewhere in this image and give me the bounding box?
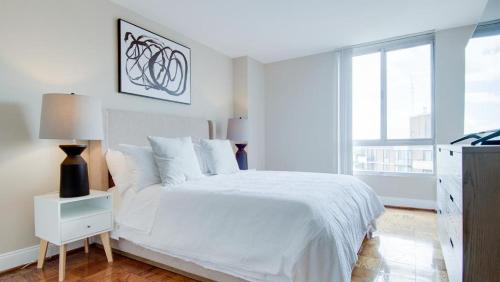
[112,0,488,63]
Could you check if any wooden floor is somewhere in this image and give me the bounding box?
[0,246,197,282]
[352,208,448,282]
[0,208,447,282]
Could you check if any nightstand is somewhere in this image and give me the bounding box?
[34,190,113,281]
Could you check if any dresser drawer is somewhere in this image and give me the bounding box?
[446,199,462,244]
[448,201,463,260]
[438,198,463,282]
[437,146,463,212]
[445,232,463,282]
[437,146,462,177]
[441,175,462,212]
[61,212,112,242]
[436,182,447,216]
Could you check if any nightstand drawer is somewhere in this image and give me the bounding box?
[61,212,112,242]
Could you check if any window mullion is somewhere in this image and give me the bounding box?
[381,49,387,141]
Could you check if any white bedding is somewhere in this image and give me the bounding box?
[112,170,384,282]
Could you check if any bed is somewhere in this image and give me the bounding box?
[88,109,384,282]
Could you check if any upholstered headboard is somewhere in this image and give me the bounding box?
[89,109,215,190]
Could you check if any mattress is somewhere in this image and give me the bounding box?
[111,170,384,282]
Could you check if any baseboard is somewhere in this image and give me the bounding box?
[0,240,83,272]
[380,196,436,210]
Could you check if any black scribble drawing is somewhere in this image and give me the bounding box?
[123,32,188,96]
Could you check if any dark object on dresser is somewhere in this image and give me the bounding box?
[450,129,500,145]
[470,129,500,145]
[436,145,500,282]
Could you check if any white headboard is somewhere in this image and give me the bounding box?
[89,109,215,189]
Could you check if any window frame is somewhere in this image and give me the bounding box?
[351,34,436,175]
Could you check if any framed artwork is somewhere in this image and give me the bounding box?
[118,19,191,104]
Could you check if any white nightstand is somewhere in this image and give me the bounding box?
[34,190,113,281]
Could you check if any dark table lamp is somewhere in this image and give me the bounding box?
[39,93,103,198]
[227,117,249,170]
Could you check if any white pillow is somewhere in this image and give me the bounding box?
[192,138,210,175]
[119,144,161,192]
[148,136,203,185]
[200,139,239,174]
[105,149,131,193]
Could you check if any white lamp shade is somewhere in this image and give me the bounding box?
[227,117,248,144]
[39,93,103,140]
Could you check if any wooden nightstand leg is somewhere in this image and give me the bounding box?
[58,244,66,282]
[84,238,89,253]
[100,232,113,263]
[37,239,48,269]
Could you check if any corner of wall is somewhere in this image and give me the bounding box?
[232,56,266,170]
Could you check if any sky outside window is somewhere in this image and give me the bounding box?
[352,52,381,140]
[465,34,500,134]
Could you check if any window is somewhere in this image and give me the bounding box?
[351,37,434,174]
[465,22,500,134]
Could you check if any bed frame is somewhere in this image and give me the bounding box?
[89,109,245,282]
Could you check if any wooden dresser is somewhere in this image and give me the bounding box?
[436,145,500,282]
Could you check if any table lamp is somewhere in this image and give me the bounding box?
[227,117,249,170]
[39,93,103,198]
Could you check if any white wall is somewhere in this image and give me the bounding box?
[265,52,338,173]
[0,0,233,255]
[435,25,476,144]
[355,174,437,208]
[247,58,266,170]
[233,57,266,169]
[233,58,248,118]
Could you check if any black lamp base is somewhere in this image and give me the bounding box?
[235,144,248,170]
[59,145,89,198]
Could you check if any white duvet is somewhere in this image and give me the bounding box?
[113,170,384,282]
